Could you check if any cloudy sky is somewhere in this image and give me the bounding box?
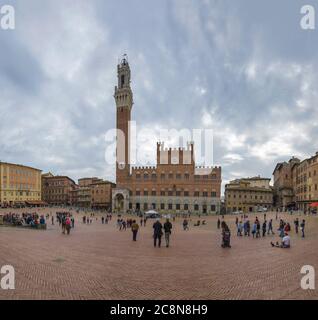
[0,0,317,192]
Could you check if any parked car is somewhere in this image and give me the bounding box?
[145,210,161,219]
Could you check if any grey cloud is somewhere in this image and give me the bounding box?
[0,0,317,189]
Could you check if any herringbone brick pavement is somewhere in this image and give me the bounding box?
[0,209,317,300]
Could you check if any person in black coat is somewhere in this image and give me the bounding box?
[153,219,163,248]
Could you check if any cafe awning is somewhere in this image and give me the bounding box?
[309,202,318,207]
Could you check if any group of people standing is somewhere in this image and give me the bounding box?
[56,212,74,235]
[233,216,275,238]
[127,218,173,248]
[218,213,307,249]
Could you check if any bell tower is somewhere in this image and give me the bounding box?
[114,54,133,186]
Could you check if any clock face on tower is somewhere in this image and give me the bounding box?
[118,162,125,170]
[171,156,178,165]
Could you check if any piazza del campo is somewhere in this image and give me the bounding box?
[0,57,317,300]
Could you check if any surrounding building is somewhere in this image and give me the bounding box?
[112,56,222,214]
[75,178,102,208]
[0,162,42,207]
[272,157,300,209]
[292,152,318,212]
[76,186,91,208]
[69,177,115,210]
[78,177,102,187]
[91,180,116,210]
[272,152,318,212]
[69,186,79,207]
[225,176,273,213]
[41,174,76,206]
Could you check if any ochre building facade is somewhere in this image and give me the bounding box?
[225,177,273,213]
[0,162,42,207]
[293,152,318,212]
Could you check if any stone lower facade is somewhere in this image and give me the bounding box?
[130,196,220,214]
[113,188,220,214]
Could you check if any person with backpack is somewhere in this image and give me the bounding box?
[65,216,71,235]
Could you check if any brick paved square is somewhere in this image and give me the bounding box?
[0,208,317,300]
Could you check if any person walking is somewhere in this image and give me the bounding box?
[163,218,172,248]
[252,222,257,238]
[300,219,305,238]
[237,221,242,236]
[131,220,139,241]
[262,220,267,237]
[294,218,299,234]
[153,219,163,248]
[61,215,66,234]
[245,220,250,237]
[267,219,274,235]
[279,219,285,238]
[221,221,231,248]
[217,218,221,229]
[284,223,291,233]
[183,219,189,231]
[51,215,54,225]
[71,216,75,228]
[256,219,261,238]
[65,216,71,235]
